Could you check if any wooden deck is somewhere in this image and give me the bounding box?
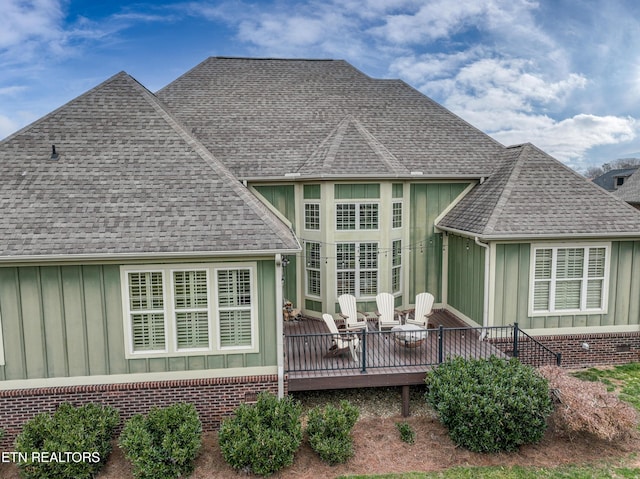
[284,310,510,391]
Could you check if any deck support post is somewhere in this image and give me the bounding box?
[401,385,410,417]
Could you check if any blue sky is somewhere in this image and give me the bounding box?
[2,0,640,173]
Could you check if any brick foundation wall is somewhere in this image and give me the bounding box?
[534,331,640,368]
[0,374,281,449]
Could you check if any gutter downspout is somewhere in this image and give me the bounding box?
[474,237,490,328]
[275,254,285,398]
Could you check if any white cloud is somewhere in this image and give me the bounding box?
[0,0,64,49]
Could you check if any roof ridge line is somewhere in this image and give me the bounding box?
[483,146,528,234]
[131,78,299,250]
[351,118,409,173]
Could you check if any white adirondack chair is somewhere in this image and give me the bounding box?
[405,292,435,327]
[376,292,401,330]
[337,294,368,331]
[322,314,360,362]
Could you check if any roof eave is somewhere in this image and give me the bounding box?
[242,173,490,182]
[0,247,302,265]
[436,225,640,242]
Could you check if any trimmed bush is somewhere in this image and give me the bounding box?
[395,421,415,444]
[425,355,553,453]
[306,400,359,465]
[540,365,638,442]
[15,402,120,479]
[119,402,202,479]
[219,391,303,476]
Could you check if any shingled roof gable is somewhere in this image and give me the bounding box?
[614,170,640,205]
[439,144,640,238]
[294,115,410,176]
[0,72,299,258]
[156,57,504,179]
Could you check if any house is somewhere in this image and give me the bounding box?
[592,166,639,191]
[614,169,640,209]
[1,57,640,443]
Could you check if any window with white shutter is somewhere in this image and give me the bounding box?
[216,268,255,348]
[530,244,609,315]
[121,263,258,357]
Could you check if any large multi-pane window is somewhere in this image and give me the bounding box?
[304,203,320,230]
[305,242,321,296]
[531,245,609,315]
[336,203,379,230]
[336,242,378,297]
[122,264,257,356]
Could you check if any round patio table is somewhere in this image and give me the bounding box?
[391,324,427,348]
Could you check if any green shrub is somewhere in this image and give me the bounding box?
[15,402,120,479]
[395,421,415,444]
[218,391,303,476]
[425,355,553,453]
[306,400,359,465]
[119,403,202,479]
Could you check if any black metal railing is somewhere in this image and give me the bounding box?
[284,322,561,374]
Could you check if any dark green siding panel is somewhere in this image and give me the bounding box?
[630,241,640,326]
[0,268,26,380]
[253,185,296,225]
[303,184,321,199]
[40,268,67,378]
[128,359,148,373]
[305,299,322,312]
[334,184,380,199]
[60,266,89,377]
[103,265,126,374]
[226,355,245,368]
[207,356,225,369]
[410,183,469,300]
[187,356,206,370]
[282,256,297,307]
[167,357,185,371]
[447,235,484,325]
[18,268,47,379]
[257,261,277,367]
[83,266,109,375]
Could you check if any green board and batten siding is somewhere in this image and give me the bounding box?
[0,261,278,381]
[409,183,470,301]
[492,241,640,329]
[446,234,485,325]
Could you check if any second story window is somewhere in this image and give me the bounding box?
[336,203,379,230]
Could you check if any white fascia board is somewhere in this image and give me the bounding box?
[0,248,302,266]
[436,225,640,242]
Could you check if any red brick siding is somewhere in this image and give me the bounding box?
[0,374,281,449]
[533,331,640,368]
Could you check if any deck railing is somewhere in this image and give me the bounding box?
[284,323,561,374]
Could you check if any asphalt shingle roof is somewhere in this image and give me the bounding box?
[0,72,299,259]
[156,57,505,179]
[438,144,640,238]
[614,170,640,205]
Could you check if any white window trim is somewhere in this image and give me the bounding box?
[335,202,380,231]
[121,263,259,358]
[528,243,610,317]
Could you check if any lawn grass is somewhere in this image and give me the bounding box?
[342,463,640,478]
[571,362,640,410]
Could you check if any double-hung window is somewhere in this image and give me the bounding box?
[391,240,402,294]
[530,245,609,315]
[336,203,379,230]
[304,203,320,230]
[305,242,321,297]
[122,263,257,357]
[336,242,378,297]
